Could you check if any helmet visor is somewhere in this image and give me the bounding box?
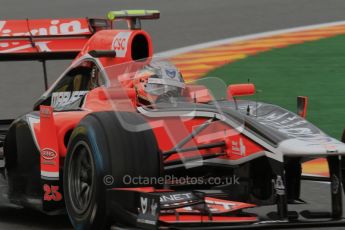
[145,83,181,96]
[145,77,185,96]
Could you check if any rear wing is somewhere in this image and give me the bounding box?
[0,18,98,61]
[0,10,160,61]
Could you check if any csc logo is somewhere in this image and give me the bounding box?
[113,38,127,50]
[111,32,132,57]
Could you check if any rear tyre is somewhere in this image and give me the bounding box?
[63,111,161,230]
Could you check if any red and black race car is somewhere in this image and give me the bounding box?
[1,9,345,229]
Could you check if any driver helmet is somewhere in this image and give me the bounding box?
[133,61,185,105]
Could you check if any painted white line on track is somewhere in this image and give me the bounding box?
[302,174,331,184]
[302,173,328,178]
[156,20,345,58]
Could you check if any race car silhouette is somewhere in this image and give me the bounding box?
[0,9,345,229]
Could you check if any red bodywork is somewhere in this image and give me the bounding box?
[1,15,264,225]
[1,17,265,178]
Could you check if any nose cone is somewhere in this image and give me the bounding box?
[277,137,345,156]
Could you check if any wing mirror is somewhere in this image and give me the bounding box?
[297,96,308,118]
[227,83,255,99]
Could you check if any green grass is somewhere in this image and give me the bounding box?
[206,35,345,138]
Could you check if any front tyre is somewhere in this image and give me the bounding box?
[63,112,161,230]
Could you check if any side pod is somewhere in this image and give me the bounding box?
[39,106,64,212]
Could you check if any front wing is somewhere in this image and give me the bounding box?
[106,186,345,229]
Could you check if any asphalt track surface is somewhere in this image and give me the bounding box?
[1,0,345,229]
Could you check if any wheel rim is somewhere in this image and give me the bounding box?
[68,141,95,215]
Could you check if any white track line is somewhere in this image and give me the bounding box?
[156,20,345,58]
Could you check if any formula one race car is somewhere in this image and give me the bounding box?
[0,10,345,230]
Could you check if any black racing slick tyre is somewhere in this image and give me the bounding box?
[63,111,161,230]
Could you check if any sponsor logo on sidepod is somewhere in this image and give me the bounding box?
[41,148,57,161]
